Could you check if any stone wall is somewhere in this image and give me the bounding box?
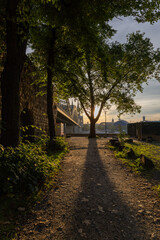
[0,57,79,139]
[0,58,49,139]
[20,60,49,138]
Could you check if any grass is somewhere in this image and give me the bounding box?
[0,137,68,240]
[110,140,160,172]
[109,139,160,197]
[125,141,160,168]
[114,148,144,174]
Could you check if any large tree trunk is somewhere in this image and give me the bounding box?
[1,0,27,147]
[89,118,96,138]
[47,67,56,141]
[47,28,56,141]
[86,52,96,138]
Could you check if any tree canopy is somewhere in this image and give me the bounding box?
[1,0,160,145]
[57,32,160,137]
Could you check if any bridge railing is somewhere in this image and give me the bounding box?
[57,104,79,124]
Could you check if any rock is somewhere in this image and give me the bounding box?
[109,139,116,146]
[110,139,121,148]
[125,138,133,143]
[17,207,26,212]
[118,145,124,151]
[114,141,121,148]
[126,149,136,159]
[146,136,153,143]
[140,154,154,169]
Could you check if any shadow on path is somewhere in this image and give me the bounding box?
[66,138,150,240]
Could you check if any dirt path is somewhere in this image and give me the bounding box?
[16,137,160,240]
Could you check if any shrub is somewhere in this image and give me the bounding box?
[0,138,67,195]
[46,137,68,153]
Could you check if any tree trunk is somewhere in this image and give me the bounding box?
[89,118,96,138]
[47,67,56,141]
[1,0,27,147]
[47,28,56,141]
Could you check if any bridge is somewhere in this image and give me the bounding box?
[57,105,80,127]
[56,100,82,135]
[10,59,83,137]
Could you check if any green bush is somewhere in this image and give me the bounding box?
[46,137,68,153]
[0,137,67,195]
[115,151,126,159]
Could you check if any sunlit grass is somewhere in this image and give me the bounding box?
[125,141,160,168]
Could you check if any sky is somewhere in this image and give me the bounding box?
[83,17,160,124]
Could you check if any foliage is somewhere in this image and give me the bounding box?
[112,145,144,173]
[58,31,160,138]
[20,124,47,142]
[0,137,67,195]
[0,137,68,239]
[62,32,160,118]
[46,136,68,153]
[125,142,160,168]
[28,0,160,139]
[110,140,160,174]
[118,132,127,146]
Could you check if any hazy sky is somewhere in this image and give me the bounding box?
[83,17,160,124]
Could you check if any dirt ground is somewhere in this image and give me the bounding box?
[16,137,160,240]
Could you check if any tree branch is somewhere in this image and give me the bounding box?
[79,99,90,120]
[94,80,119,122]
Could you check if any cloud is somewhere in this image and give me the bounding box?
[110,17,160,49]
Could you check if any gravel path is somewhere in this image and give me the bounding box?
[16,137,160,240]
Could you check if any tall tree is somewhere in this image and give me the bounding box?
[58,32,160,137]
[28,21,58,141]
[1,0,160,146]
[1,0,29,146]
[46,28,57,140]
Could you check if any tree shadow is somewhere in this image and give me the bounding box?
[66,138,150,240]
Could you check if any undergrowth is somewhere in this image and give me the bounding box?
[125,142,160,168]
[0,136,68,240]
[113,146,145,174]
[109,140,160,198]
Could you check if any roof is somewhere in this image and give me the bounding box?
[114,120,128,126]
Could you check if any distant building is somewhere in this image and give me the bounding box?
[114,120,128,133]
[96,119,128,133]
